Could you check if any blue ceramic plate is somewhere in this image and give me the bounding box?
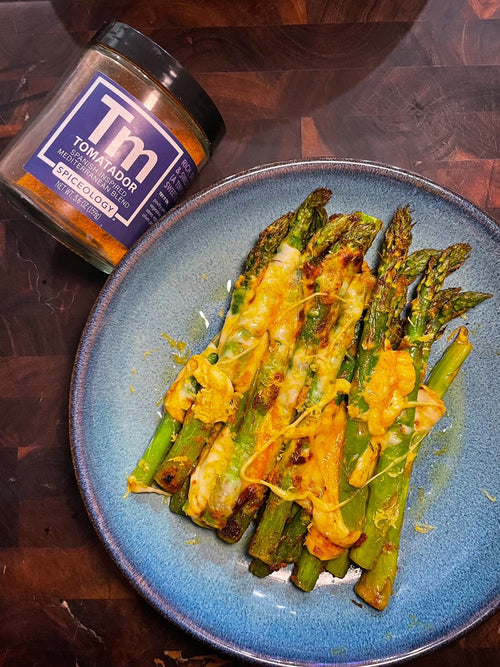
[70,159,500,666]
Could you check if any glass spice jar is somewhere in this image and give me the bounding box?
[0,22,225,273]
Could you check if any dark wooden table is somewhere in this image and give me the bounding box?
[1,1,499,666]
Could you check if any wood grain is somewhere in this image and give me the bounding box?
[0,1,498,666]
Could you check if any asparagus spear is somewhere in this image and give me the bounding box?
[400,248,439,280]
[228,212,292,317]
[249,557,276,578]
[350,244,472,570]
[205,216,381,535]
[274,504,313,566]
[422,289,492,361]
[249,503,316,578]
[338,206,414,533]
[215,189,332,381]
[185,212,354,529]
[248,493,294,559]
[325,550,351,579]
[169,476,190,515]
[291,548,325,592]
[249,306,367,564]
[126,211,292,492]
[126,351,217,492]
[354,327,474,609]
[153,190,332,494]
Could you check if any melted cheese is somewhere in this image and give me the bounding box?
[163,343,218,422]
[215,243,302,397]
[359,347,416,436]
[220,332,269,394]
[311,266,375,405]
[348,441,381,488]
[243,310,319,484]
[218,243,301,366]
[301,401,362,549]
[216,274,254,353]
[249,402,361,552]
[305,525,347,560]
[269,265,370,434]
[374,491,399,530]
[350,385,447,493]
[414,386,446,435]
[185,425,235,518]
[235,243,302,336]
[404,385,446,468]
[191,357,235,424]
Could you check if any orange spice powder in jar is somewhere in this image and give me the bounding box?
[0,22,225,273]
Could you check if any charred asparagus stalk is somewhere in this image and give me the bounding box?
[126,211,293,492]
[184,209,354,530]
[127,193,492,609]
[338,206,415,534]
[354,327,475,609]
[204,215,381,537]
[152,190,332,495]
[350,244,473,570]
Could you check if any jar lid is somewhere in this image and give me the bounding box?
[91,21,226,152]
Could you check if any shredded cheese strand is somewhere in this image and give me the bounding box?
[275,290,349,323]
[240,397,437,515]
[217,339,261,366]
[239,384,354,513]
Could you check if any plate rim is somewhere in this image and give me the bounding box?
[70,157,500,667]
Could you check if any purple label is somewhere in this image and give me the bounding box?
[24,72,198,247]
